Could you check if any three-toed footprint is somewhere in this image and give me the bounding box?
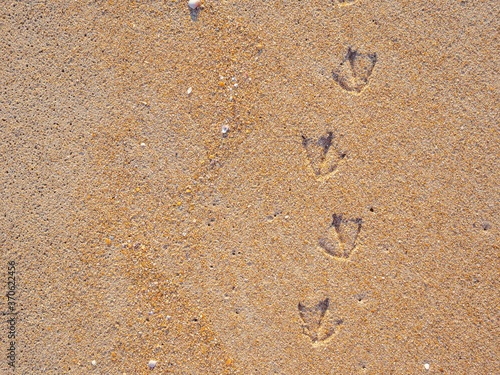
[298,298,344,344]
[332,47,377,94]
[318,213,363,260]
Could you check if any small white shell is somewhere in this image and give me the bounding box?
[188,0,201,9]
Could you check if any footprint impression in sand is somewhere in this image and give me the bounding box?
[302,131,346,180]
[332,47,377,94]
[298,298,344,344]
[318,213,362,259]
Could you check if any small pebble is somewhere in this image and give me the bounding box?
[187,87,192,95]
[148,360,157,370]
[221,125,229,136]
[188,0,201,9]
[424,363,430,370]
[91,360,97,366]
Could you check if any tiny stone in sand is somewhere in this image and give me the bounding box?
[188,0,201,10]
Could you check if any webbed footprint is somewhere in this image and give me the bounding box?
[332,47,377,94]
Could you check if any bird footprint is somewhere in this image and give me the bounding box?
[318,214,362,259]
[332,47,377,94]
[302,131,345,179]
[298,298,343,344]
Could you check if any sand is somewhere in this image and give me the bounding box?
[1,0,498,374]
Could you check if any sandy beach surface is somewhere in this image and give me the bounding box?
[1,1,498,374]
